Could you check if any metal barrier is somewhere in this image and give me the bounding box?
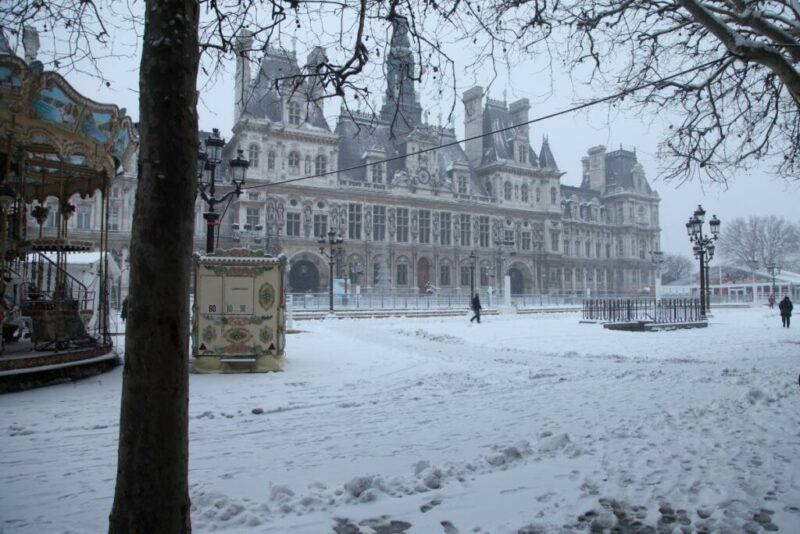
[582,298,703,323]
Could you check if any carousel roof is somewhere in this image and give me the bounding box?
[0,54,138,202]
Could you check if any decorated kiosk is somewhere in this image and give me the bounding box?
[0,47,137,385]
[191,249,287,373]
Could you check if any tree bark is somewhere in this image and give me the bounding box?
[109,0,199,532]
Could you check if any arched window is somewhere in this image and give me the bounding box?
[521,184,529,202]
[288,101,302,125]
[267,150,275,170]
[288,151,300,173]
[504,182,512,201]
[248,144,260,169]
[315,154,328,175]
[550,187,557,205]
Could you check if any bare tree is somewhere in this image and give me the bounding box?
[661,253,694,284]
[480,0,800,183]
[718,215,798,269]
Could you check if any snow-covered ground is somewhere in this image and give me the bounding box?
[1,308,799,533]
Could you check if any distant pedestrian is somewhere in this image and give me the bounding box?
[778,296,792,328]
[470,293,482,324]
[121,297,128,323]
[768,293,775,309]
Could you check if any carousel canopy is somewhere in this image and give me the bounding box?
[0,54,138,203]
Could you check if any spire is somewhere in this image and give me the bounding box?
[380,15,422,132]
[539,136,558,169]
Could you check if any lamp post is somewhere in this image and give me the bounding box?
[766,261,781,297]
[197,128,249,253]
[649,250,665,301]
[685,205,720,317]
[318,228,343,312]
[469,251,477,299]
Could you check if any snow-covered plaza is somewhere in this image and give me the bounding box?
[1,307,798,533]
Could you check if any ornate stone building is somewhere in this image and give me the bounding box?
[213,18,661,297]
[45,17,660,299]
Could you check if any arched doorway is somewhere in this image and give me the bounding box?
[289,260,320,293]
[417,257,431,293]
[509,267,525,295]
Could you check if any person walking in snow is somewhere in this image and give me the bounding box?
[470,293,482,324]
[120,296,128,323]
[778,295,792,328]
[768,293,775,309]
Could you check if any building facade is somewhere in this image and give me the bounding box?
[39,17,661,299]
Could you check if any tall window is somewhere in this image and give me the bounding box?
[418,210,431,244]
[439,212,451,246]
[396,208,409,242]
[480,266,489,286]
[478,216,490,247]
[267,150,275,170]
[519,145,527,163]
[396,263,408,285]
[372,164,383,184]
[521,184,529,202]
[248,144,260,168]
[76,204,91,230]
[564,240,570,256]
[550,230,560,252]
[315,154,327,175]
[286,212,301,237]
[439,265,451,286]
[596,242,601,258]
[458,175,468,194]
[109,206,119,231]
[504,182,512,201]
[536,187,541,203]
[606,243,611,258]
[372,206,386,241]
[485,181,493,198]
[460,266,470,286]
[288,101,301,125]
[348,203,362,240]
[550,187,557,205]
[521,232,531,251]
[575,240,581,257]
[314,214,328,238]
[288,151,300,173]
[246,208,259,228]
[373,263,381,286]
[459,214,471,246]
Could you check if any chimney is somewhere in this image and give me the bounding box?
[586,145,606,191]
[462,86,484,167]
[234,31,253,124]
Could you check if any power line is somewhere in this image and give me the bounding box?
[239,58,724,192]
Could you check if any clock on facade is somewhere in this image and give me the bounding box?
[416,168,431,185]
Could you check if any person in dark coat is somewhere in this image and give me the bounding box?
[778,296,792,328]
[120,296,128,323]
[470,293,482,324]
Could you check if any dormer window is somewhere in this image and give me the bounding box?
[458,175,468,194]
[519,146,527,164]
[372,164,383,184]
[315,154,328,175]
[288,101,302,125]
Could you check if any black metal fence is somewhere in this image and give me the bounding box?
[582,298,704,323]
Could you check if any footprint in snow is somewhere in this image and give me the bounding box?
[441,520,459,534]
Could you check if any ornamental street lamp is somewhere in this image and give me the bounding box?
[649,250,665,301]
[318,228,343,312]
[197,128,249,253]
[766,261,781,297]
[685,205,720,317]
[469,251,477,299]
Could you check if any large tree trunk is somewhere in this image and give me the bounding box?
[109,0,199,531]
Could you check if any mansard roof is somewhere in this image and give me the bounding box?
[480,99,539,168]
[560,184,601,204]
[334,112,484,193]
[241,48,330,131]
[604,149,653,194]
[539,138,558,169]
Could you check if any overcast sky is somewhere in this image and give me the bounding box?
[21,18,797,259]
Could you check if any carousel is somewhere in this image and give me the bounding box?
[0,51,138,390]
